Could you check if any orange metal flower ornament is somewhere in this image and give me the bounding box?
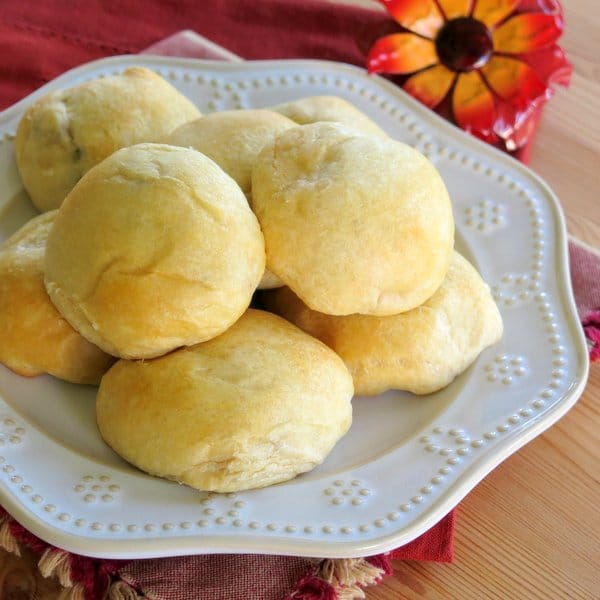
[367,0,571,151]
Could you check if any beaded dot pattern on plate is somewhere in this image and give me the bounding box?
[491,273,539,307]
[0,417,26,447]
[485,354,528,385]
[323,479,372,507]
[74,474,120,504]
[464,198,507,233]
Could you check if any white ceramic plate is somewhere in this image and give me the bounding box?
[0,56,589,559]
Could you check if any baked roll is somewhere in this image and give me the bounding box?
[270,95,387,138]
[44,143,265,359]
[164,109,295,198]
[164,109,296,290]
[251,122,454,316]
[0,212,114,384]
[263,252,503,396]
[96,309,353,492]
[15,67,201,212]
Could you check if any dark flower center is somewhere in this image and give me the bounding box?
[436,17,493,73]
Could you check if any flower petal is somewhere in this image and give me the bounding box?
[404,65,456,108]
[452,71,496,140]
[493,97,542,150]
[472,0,520,28]
[518,0,562,15]
[437,0,473,20]
[367,34,438,74]
[518,44,572,87]
[483,56,553,150]
[482,56,547,108]
[493,13,562,53]
[379,0,444,38]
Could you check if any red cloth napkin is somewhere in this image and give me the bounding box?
[0,2,597,598]
[0,0,373,110]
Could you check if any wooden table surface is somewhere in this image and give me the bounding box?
[341,0,599,598]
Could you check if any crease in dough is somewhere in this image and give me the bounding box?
[96,309,353,492]
[44,143,265,359]
[15,67,201,211]
[262,251,503,396]
[251,122,454,316]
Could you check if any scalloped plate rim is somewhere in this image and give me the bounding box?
[0,55,589,559]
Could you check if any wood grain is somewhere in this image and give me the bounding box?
[528,0,600,249]
[362,0,600,597]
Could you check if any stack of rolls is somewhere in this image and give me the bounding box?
[0,69,502,493]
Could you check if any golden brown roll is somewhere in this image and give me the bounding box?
[96,309,353,492]
[15,67,201,212]
[270,95,387,137]
[251,122,454,316]
[164,109,295,290]
[164,109,296,197]
[263,252,503,396]
[0,212,114,384]
[44,143,265,360]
